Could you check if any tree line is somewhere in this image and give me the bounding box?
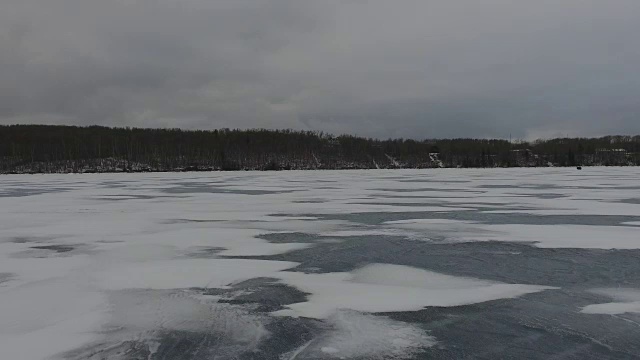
[1,125,638,173]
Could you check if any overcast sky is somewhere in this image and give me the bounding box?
[1,0,639,140]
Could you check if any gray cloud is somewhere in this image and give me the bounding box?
[1,0,639,139]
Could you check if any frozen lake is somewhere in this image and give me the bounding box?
[1,168,640,359]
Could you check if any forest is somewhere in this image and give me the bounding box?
[1,125,639,173]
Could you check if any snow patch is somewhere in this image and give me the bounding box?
[316,311,434,359]
[66,289,270,360]
[282,311,433,360]
[581,288,640,315]
[273,264,554,319]
[0,280,107,360]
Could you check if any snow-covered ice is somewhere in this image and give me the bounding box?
[281,310,435,359]
[1,168,640,359]
[451,224,640,249]
[581,288,640,315]
[273,264,554,319]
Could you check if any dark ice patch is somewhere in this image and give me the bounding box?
[480,183,566,190]
[206,278,310,313]
[303,210,640,227]
[91,194,187,201]
[31,245,75,253]
[186,247,226,258]
[0,187,71,197]
[617,198,640,205]
[161,183,298,195]
[256,232,321,244]
[7,236,56,244]
[530,193,570,199]
[141,321,315,360]
[398,179,471,183]
[388,290,640,359]
[255,235,640,288]
[63,340,152,360]
[374,187,480,193]
[163,219,225,224]
[346,201,538,211]
[373,193,477,199]
[241,233,640,358]
[0,273,14,284]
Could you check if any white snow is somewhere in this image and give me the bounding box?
[309,311,434,359]
[0,281,107,360]
[582,301,640,315]
[67,289,271,360]
[1,168,639,359]
[273,264,555,319]
[581,288,640,315]
[281,311,435,359]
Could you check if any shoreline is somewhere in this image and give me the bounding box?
[2,164,636,176]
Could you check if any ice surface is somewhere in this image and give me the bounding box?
[581,288,640,315]
[582,301,640,315]
[65,290,270,360]
[281,310,435,359]
[382,220,640,249]
[273,264,555,319]
[456,224,640,249]
[98,259,297,290]
[384,219,479,225]
[1,168,639,359]
[0,280,107,360]
[315,311,435,359]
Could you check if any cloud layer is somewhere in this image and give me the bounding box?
[1,0,639,139]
